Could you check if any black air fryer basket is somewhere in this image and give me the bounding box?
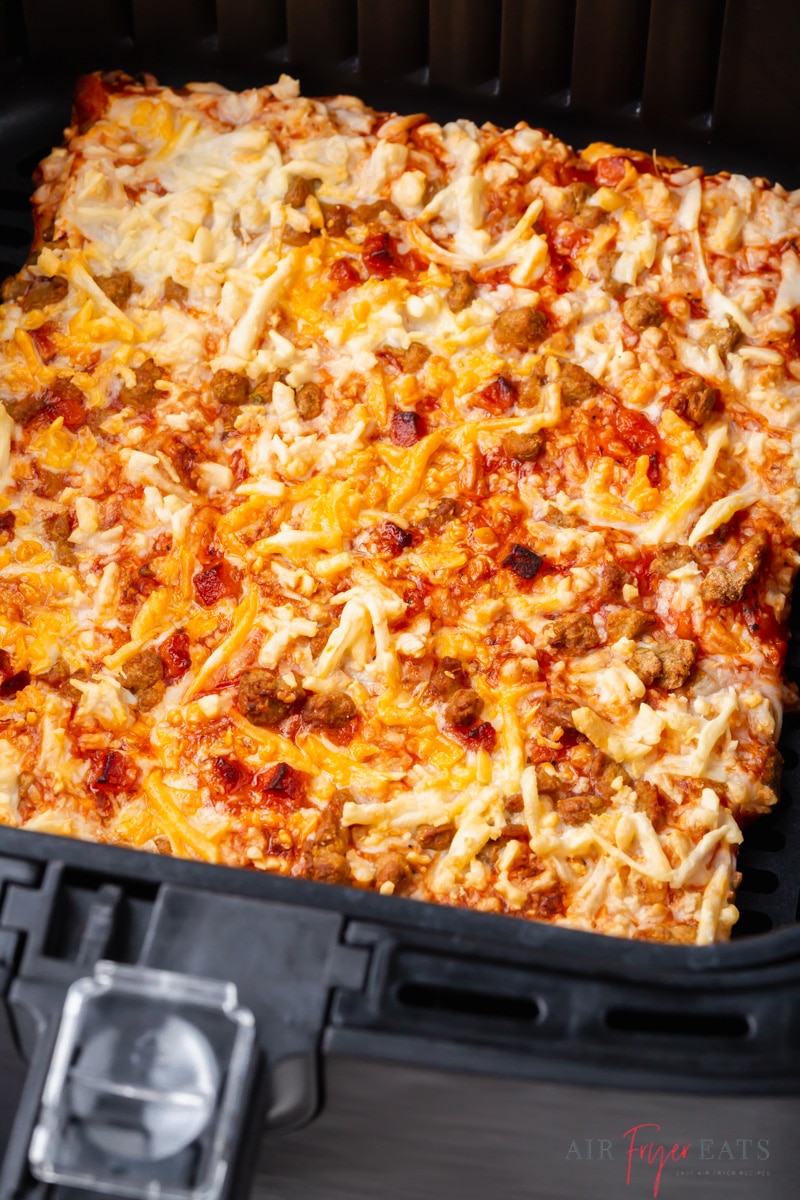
[1,4,800,1199]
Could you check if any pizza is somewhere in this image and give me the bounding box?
[0,71,798,944]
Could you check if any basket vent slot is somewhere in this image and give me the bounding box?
[606,1007,750,1039]
[397,981,540,1023]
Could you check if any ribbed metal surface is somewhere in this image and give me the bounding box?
[642,0,725,129]
[217,0,286,57]
[358,0,428,85]
[132,0,215,48]
[21,0,129,60]
[0,0,796,157]
[285,0,358,75]
[570,0,651,112]
[428,0,501,91]
[499,0,576,102]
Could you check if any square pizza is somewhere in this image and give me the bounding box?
[0,71,799,943]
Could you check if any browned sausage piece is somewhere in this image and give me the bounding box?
[701,532,769,604]
[493,306,549,350]
[596,562,627,599]
[21,276,68,312]
[700,565,741,604]
[701,316,742,357]
[285,175,309,208]
[250,369,287,406]
[121,648,165,711]
[120,358,165,411]
[606,608,653,641]
[760,747,782,792]
[667,376,717,425]
[210,368,250,407]
[44,512,76,566]
[416,822,455,850]
[120,649,163,691]
[628,647,662,686]
[237,668,304,726]
[517,371,546,409]
[634,779,666,831]
[736,531,769,587]
[656,639,696,690]
[305,848,350,884]
[547,506,579,528]
[303,790,351,883]
[164,276,188,302]
[2,393,43,425]
[428,656,468,699]
[303,690,357,728]
[321,203,349,237]
[446,271,475,312]
[296,382,322,419]
[375,851,412,891]
[557,793,608,825]
[419,497,462,532]
[649,543,695,577]
[503,430,543,462]
[39,657,70,689]
[622,294,664,331]
[96,271,134,308]
[534,699,578,740]
[543,612,600,655]
[1,275,28,303]
[314,788,352,849]
[354,200,402,224]
[559,360,600,404]
[282,225,313,247]
[35,468,65,498]
[444,688,483,727]
[403,341,431,373]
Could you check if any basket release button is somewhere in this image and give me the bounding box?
[28,959,256,1200]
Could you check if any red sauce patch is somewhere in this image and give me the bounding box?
[362,231,425,279]
[614,405,661,457]
[211,755,252,794]
[647,453,661,487]
[472,375,518,415]
[89,749,137,794]
[193,562,234,607]
[159,629,191,681]
[375,520,413,557]
[29,323,58,363]
[43,382,86,431]
[363,232,401,278]
[453,721,498,754]
[257,762,309,808]
[0,669,30,697]
[390,409,426,446]
[329,258,362,290]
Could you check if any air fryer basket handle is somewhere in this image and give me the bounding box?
[0,866,369,1200]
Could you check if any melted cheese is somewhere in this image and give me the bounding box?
[0,73,797,944]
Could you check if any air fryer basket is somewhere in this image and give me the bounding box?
[0,0,798,939]
[2,8,800,1196]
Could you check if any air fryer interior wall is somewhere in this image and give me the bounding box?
[0,0,798,940]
